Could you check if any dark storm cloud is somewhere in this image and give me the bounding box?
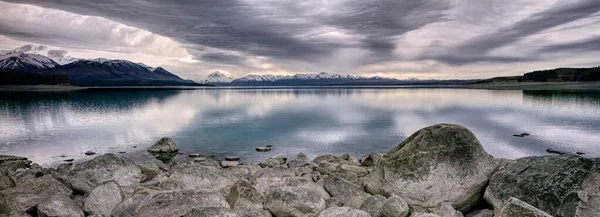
[0,0,450,64]
[427,0,600,65]
[541,36,600,53]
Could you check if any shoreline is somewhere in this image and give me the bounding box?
[1,124,597,217]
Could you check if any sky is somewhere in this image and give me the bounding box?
[0,0,599,80]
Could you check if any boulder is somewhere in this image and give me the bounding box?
[0,176,72,214]
[340,153,361,166]
[83,181,124,216]
[495,197,552,217]
[227,180,265,214]
[484,155,600,217]
[84,151,96,156]
[188,153,201,158]
[270,154,288,164]
[288,152,311,168]
[221,165,262,181]
[59,153,142,196]
[37,195,84,217]
[163,164,233,192]
[264,186,327,216]
[250,168,297,195]
[326,197,344,208]
[379,195,409,217]
[136,162,162,182]
[365,124,496,213]
[464,209,493,217]
[359,195,387,217]
[0,171,14,191]
[255,147,272,152]
[147,137,178,153]
[361,153,383,167]
[411,213,441,217]
[0,155,31,173]
[259,158,285,168]
[317,207,371,217]
[225,156,241,161]
[181,207,240,217]
[221,161,240,168]
[111,190,230,217]
[323,176,370,209]
[438,202,464,217]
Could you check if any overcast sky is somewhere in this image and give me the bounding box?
[1,0,599,79]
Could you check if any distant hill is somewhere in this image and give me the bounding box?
[0,71,69,85]
[523,67,600,82]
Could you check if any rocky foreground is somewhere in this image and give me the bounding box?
[0,124,599,217]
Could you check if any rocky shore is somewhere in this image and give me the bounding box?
[0,124,598,217]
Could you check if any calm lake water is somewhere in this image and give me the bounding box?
[0,87,599,166]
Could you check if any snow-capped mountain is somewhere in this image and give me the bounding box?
[1,44,80,65]
[0,52,59,72]
[204,71,234,84]
[223,72,401,86]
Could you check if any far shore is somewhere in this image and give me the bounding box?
[465,81,600,90]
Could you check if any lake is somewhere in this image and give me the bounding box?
[1,87,599,166]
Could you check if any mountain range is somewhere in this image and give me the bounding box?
[0,46,202,86]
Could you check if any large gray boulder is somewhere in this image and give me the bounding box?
[37,195,84,217]
[364,124,496,213]
[0,176,72,214]
[0,155,31,173]
[147,137,178,153]
[262,177,330,216]
[182,207,240,217]
[379,195,410,217]
[136,162,162,183]
[83,181,124,216]
[323,176,370,209]
[484,155,600,217]
[111,190,230,217]
[162,164,233,193]
[227,180,267,215]
[359,195,387,217]
[288,152,311,168]
[438,202,463,217]
[0,171,14,191]
[318,207,371,217]
[59,153,142,196]
[495,197,552,217]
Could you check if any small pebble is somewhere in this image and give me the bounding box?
[225,156,240,161]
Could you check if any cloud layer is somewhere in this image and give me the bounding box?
[1,0,599,79]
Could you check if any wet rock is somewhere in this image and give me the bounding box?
[188,153,201,158]
[495,197,552,217]
[380,195,410,217]
[221,161,240,168]
[147,137,178,153]
[521,133,530,136]
[150,151,178,164]
[136,162,162,182]
[288,152,311,168]
[255,147,272,152]
[0,176,72,214]
[84,151,96,156]
[266,145,273,148]
[512,134,525,137]
[577,151,586,155]
[37,195,84,217]
[111,190,230,217]
[359,194,387,217]
[361,153,382,167]
[484,155,600,217]
[545,148,567,155]
[64,158,74,162]
[60,153,142,196]
[317,207,371,217]
[0,171,14,191]
[438,202,464,217]
[323,176,370,209]
[83,181,124,216]
[365,124,496,213]
[225,156,241,161]
[464,209,493,217]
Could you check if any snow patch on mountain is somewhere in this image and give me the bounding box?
[0,52,59,72]
[204,71,234,84]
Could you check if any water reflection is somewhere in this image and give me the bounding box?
[0,87,598,166]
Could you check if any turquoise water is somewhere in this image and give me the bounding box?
[0,87,599,165]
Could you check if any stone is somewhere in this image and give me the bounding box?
[266,145,273,148]
[37,195,84,217]
[188,153,201,158]
[323,176,370,209]
[365,124,496,213]
[313,155,339,164]
[288,152,311,168]
[136,162,162,182]
[361,153,382,167]
[181,207,240,217]
[64,158,74,162]
[326,197,344,208]
[163,164,233,192]
[0,171,14,191]
[255,147,271,152]
[83,181,124,216]
[221,165,262,181]
[484,155,600,217]
[264,186,327,217]
[438,202,464,217]
[411,213,441,217]
[495,197,552,217]
[221,161,240,168]
[317,207,371,217]
[545,148,567,155]
[147,137,178,153]
[227,180,265,214]
[359,194,387,217]
[59,153,142,196]
[512,134,525,137]
[270,153,288,164]
[464,209,493,217]
[0,155,31,173]
[111,190,230,217]
[259,158,283,168]
[0,176,72,214]
[577,152,586,155]
[225,156,241,161]
[84,151,96,156]
[379,195,410,217]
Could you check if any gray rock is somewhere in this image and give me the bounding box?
[111,190,230,217]
[147,137,178,153]
[255,147,272,152]
[361,153,382,167]
[464,209,493,217]
[259,158,284,168]
[225,156,241,161]
[317,207,371,217]
[83,181,124,216]
[264,185,327,217]
[84,151,96,156]
[182,207,240,217]
[313,155,338,164]
[326,197,344,208]
[0,171,14,191]
[438,202,463,217]
[495,197,552,217]
[365,124,496,213]
[221,165,262,182]
[0,176,72,214]
[410,213,441,217]
[37,195,84,217]
[288,152,311,168]
[250,168,297,195]
[136,162,162,182]
[60,153,142,196]
[359,195,387,217]
[0,155,31,173]
[323,176,370,209]
[484,155,600,217]
[221,161,240,168]
[188,153,201,158]
[270,154,288,164]
[379,195,409,217]
[163,164,233,192]
[227,180,265,214]
[578,172,600,217]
